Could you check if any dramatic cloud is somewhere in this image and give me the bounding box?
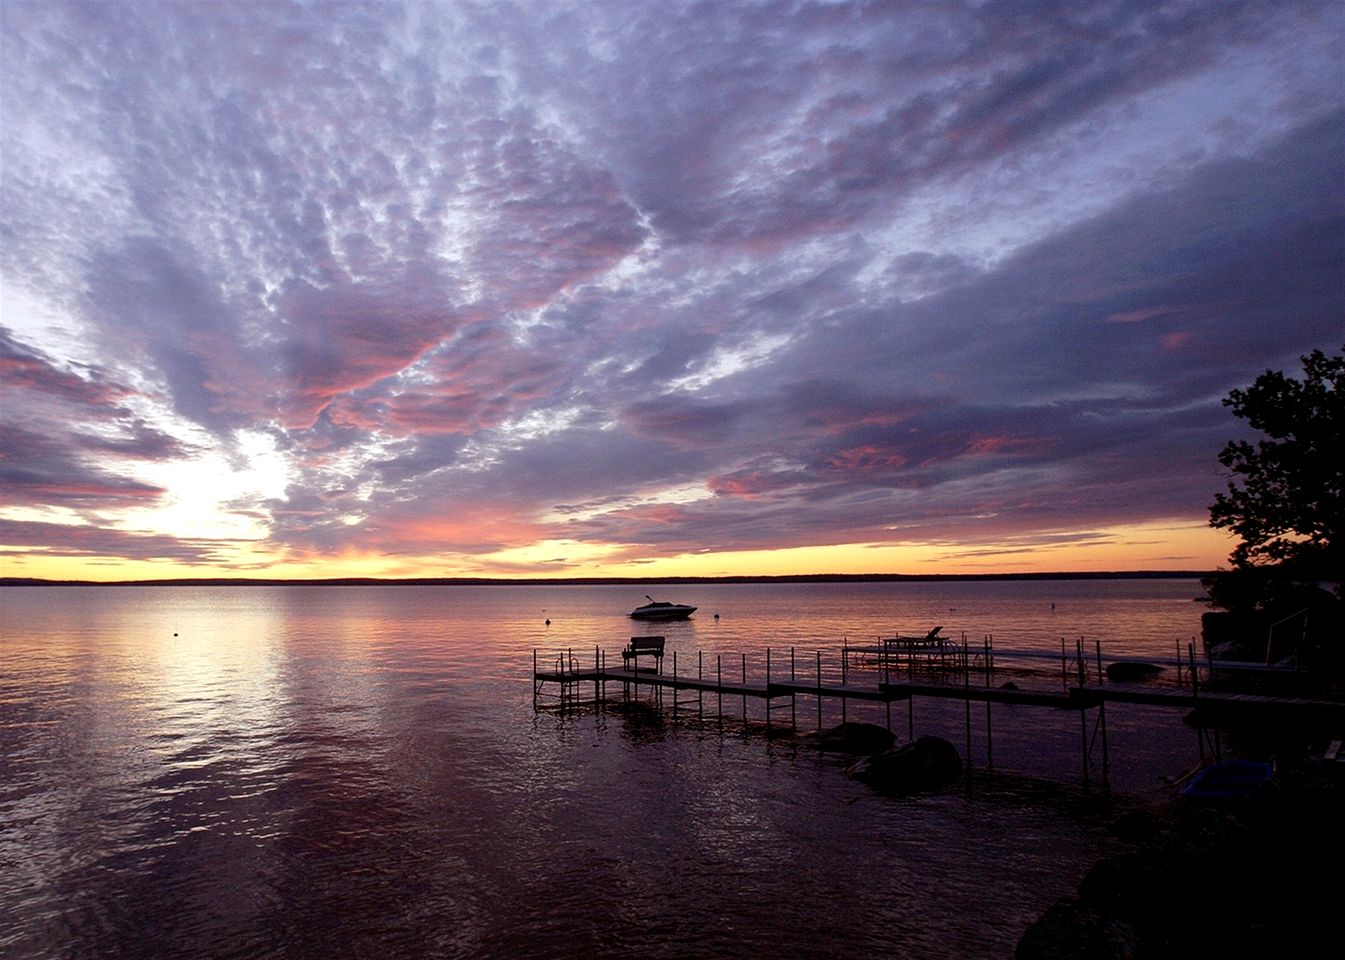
[1,0,1341,577]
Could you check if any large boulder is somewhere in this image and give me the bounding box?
[845,735,961,792]
[1015,900,1141,960]
[801,721,896,754]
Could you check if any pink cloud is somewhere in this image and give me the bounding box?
[708,469,801,499]
[824,444,910,471]
[964,433,1046,456]
[274,280,456,429]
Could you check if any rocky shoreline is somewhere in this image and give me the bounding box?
[1015,761,1344,959]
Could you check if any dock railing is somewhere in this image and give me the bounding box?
[533,634,1345,787]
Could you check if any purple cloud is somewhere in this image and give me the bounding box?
[0,327,190,512]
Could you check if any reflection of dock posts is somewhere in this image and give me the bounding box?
[883,641,892,731]
[1186,640,1221,762]
[906,637,915,739]
[790,647,797,729]
[716,654,723,729]
[841,639,849,724]
[765,647,793,733]
[1096,639,1109,786]
[815,651,823,730]
[672,651,678,717]
[1077,638,1089,786]
[1060,638,1068,691]
[1189,641,1203,763]
[963,634,972,770]
[769,648,780,736]
[698,651,704,720]
[984,634,994,771]
[741,653,748,727]
[1176,639,1183,686]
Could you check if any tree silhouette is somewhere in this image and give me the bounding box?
[1209,346,1343,584]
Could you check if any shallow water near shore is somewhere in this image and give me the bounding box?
[2,579,1207,958]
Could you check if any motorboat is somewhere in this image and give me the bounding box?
[629,595,697,620]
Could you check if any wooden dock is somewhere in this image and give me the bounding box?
[534,636,1345,786]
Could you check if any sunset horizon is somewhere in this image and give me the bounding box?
[2,518,1232,583]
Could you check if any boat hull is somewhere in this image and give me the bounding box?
[629,605,696,620]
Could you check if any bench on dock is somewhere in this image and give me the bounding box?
[882,625,945,647]
[622,635,665,667]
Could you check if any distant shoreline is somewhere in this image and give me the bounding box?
[0,571,1211,588]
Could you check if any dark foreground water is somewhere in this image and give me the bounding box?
[1,580,1208,958]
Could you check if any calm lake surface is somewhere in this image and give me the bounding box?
[1,579,1209,958]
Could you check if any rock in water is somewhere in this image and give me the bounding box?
[801,721,896,754]
[1105,661,1163,682]
[845,735,961,792]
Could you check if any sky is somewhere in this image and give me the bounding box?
[1,0,1342,582]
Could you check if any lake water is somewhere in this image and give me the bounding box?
[1,579,1209,958]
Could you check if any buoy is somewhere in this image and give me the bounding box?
[714,612,720,619]
[544,619,551,626]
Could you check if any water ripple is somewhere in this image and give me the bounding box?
[1,581,1207,958]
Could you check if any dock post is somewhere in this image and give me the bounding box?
[1061,638,1067,692]
[532,649,538,710]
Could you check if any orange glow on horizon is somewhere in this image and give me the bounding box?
[0,521,1236,582]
